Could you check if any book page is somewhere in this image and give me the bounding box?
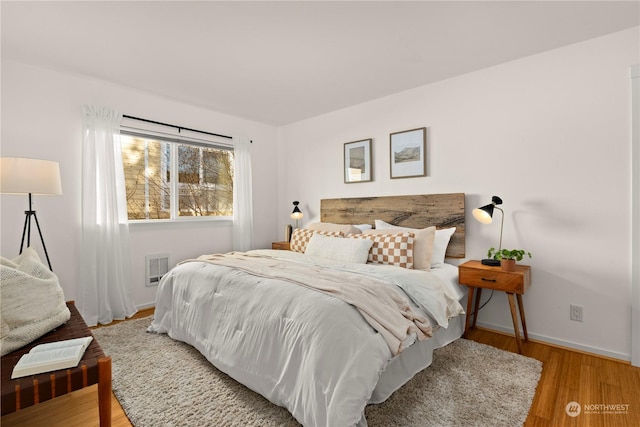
[17,347,81,367]
[11,345,85,379]
[30,336,93,353]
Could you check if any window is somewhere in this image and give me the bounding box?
[121,132,234,220]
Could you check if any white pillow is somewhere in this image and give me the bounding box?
[374,219,455,267]
[431,227,456,267]
[354,223,373,232]
[305,233,373,264]
[308,222,362,235]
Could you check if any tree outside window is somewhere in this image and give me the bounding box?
[121,133,233,220]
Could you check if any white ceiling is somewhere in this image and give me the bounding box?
[2,1,639,125]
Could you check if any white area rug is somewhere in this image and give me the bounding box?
[93,317,542,426]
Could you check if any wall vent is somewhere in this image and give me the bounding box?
[145,254,169,287]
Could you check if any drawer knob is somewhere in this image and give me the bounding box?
[481,278,497,282]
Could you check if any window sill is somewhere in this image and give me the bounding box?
[128,217,232,229]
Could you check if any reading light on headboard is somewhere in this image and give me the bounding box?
[473,195,503,266]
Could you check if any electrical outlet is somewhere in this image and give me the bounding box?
[570,305,583,322]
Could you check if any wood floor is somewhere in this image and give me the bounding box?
[465,328,640,427]
[2,314,638,427]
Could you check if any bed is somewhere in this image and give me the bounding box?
[149,193,466,426]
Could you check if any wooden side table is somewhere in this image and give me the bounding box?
[272,241,290,250]
[459,260,531,353]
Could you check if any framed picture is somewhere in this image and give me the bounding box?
[344,138,372,183]
[390,127,426,179]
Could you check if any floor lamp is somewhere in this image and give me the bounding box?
[0,157,62,271]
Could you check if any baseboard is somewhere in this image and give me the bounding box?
[136,302,156,311]
[475,320,631,363]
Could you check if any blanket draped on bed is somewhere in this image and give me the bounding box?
[191,253,432,355]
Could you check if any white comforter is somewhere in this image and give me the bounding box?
[148,249,464,426]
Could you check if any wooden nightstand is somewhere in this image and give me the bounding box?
[459,260,531,353]
[272,241,290,250]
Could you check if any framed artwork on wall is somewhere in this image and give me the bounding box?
[390,127,426,179]
[344,138,372,183]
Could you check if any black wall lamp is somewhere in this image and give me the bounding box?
[291,201,303,229]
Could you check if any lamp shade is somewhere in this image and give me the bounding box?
[472,204,495,224]
[291,201,303,220]
[0,157,62,195]
[472,195,502,224]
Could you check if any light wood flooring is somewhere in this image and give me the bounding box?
[466,327,640,427]
[2,312,639,427]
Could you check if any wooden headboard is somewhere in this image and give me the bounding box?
[320,193,465,258]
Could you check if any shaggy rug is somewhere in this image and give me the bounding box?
[93,317,542,427]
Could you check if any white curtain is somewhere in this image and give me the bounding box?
[79,105,137,326]
[232,136,254,251]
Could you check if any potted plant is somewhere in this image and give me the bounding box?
[487,248,532,272]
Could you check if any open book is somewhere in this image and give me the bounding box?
[11,336,93,379]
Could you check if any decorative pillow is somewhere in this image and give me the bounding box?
[289,228,343,253]
[0,248,71,356]
[364,226,435,271]
[374,220,455,267]
[349,232,415,269]
[305,233,373,264]
[0,316,10,340]
[308,222,362,236]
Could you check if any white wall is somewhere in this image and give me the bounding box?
[0,60,280,309]
[278,27,640,360]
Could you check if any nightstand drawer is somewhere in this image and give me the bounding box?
[272,241,290,250]
[459,263,530,294]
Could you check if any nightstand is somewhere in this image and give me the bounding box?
[459,260,531,353]
[272,241,290,250]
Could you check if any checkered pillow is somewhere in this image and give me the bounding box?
[290,228,343,253]
[349,232,415,268]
